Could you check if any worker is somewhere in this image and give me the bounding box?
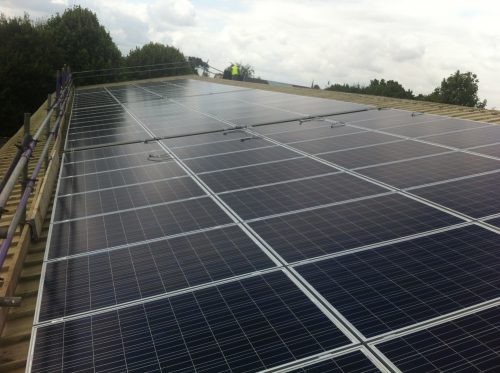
[231,63,239,80]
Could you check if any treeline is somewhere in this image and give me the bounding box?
[326,71,487,108]
[0,6,202,137]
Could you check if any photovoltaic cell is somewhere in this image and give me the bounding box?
[381,118,484,137]
[171,137,274,159]
[358,152,500,189]
[57,161,186,196]
[64,142,161,163]
[200,157,337,193]
[486,217,500,229]
[297,225,500,337]
[289,350,380,373]
[221,173,387,220]
[470,143,500,158]
[32,271,351,373]
[268,125,365,143]
[319,140,449,169]
[54,176,205,221]
[39,226,276,321]
[377,305,500,372]
[62,150,167,177]
[421,125,500,149]
[411,172,500,218]
[184,145,299,173]
[48,196,232,259]
[289,132,399,154]
[250,194,461,262]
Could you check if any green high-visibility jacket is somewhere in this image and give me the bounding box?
[232,65,239,75]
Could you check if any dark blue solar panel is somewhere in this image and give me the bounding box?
[184,146,299,173]
[62,151,165,177]
[32,271,352,373]
[382,118,484,137]
[39,226,276,321]
[471,143,500,158]
[54,176,205,221]
[377,305,500,372]
[171,137,274,159]
[297,225,500,337]
[319,140,448,169]
[421,125,500,149]
[57,161,186,196]
[358,152,500,189]
[64,142,160,163]
[221,173,387,220]
[200,157,336,193]
[289,350,380,373]
[411,172,500,218]
[290,132,398,154]
[486,217,500,229]
[268,126,365,143]
[48,196,233,259]
[250,194,461,262]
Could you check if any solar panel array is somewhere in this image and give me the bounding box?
[29,79,500,372]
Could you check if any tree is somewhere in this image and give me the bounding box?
[45,6,122,72]
[222,63,255,80]
[326,78,414,99]
[188,56,209,76]
[0,14,61,137]
[422,70,487,108]
[125,42,191,79]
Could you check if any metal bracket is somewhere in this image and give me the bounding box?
[411,112,424,117]
[240,135,260,142]
[299,117,327,125]
[147,153,172,162]
[222,126,247,136]
[0,296,22,307]
[26,219,39,242]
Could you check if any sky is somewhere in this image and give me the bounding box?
[2,0,500,108]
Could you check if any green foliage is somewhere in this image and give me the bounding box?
[326,79,414,99]
[125,42,191,78]
[188,56,209,76]
[46,6,121,72]
[417,70,487,108]
[222,63,255,80]
[0,14,61,136]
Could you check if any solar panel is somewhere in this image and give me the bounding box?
[57,161,186,196]
[288,350,381,372]
[296,225,500,337]
[184,145,300,173]
[319,140,449,169]
[382,118,485,137]
[376,305,500,372]
[358,152,500,189]
[31,271,352,373]
[30,79,500,372]
[199,157,337,193]
[410,171,500,218]
[39,226,276,321]
[48,196,233,259]
[470,143,500,158]
[289,131,399,154]
[220,172,387,220]
[250,193,461,262]
[420,126,500,149]
[54,176,205,221]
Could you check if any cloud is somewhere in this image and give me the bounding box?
[2,0,499,107]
